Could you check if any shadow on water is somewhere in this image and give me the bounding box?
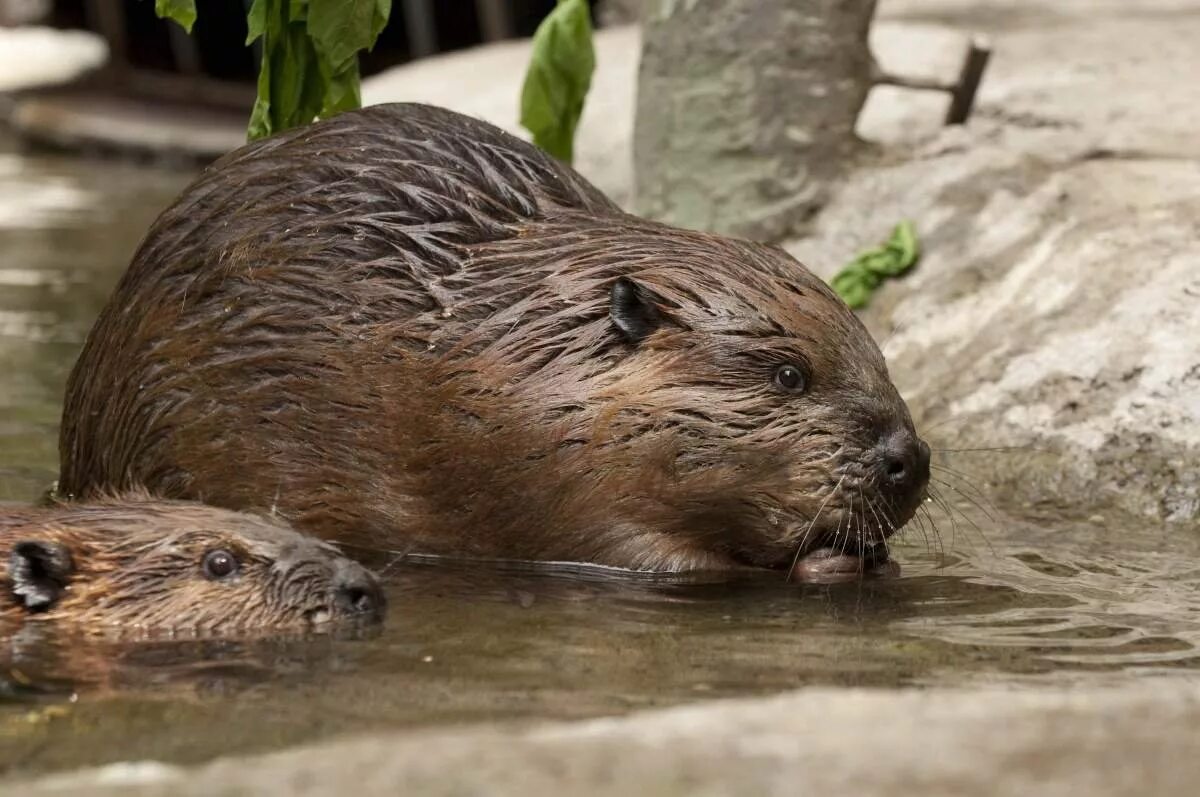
[2,138,1200,777]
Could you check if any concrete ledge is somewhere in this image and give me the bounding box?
[16,683,1200,796]
[6,93,246,164]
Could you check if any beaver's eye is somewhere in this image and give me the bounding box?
[773,363,808,393]
[202,549,239,580]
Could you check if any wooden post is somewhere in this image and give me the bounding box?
[401,0,438,58]
[475,0,513,42]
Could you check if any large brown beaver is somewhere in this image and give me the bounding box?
[58,103,929,577]
[1,493,384,634]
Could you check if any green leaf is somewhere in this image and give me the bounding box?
[247,1,317,139]
[829,221,921,309]
[520,0,595,163]
[247,95,272,141]
[246,0,390,140]
[246,0,268,45]
[317,59,363,118]
[308,0,391,72]
[153,0,197,33]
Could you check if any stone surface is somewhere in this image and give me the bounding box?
[784,1,1200,524]
[633,0,877,240]
[16,683,1200,796]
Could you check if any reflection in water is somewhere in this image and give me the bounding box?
[1,139,1199,776]
[0,143,189,502]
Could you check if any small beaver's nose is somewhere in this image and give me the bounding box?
[877,429,931,495]
[332,561,386,619]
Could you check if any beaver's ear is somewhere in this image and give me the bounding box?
[9,541,74,612]
[610,277,665,344]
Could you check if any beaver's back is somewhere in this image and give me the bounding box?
[58,103,620,505]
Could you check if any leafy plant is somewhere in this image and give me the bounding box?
[154,0,196,33]
[149,0,391,141]
[519,0,596,164]
[830,221,920,309]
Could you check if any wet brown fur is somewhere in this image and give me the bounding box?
[0,492,383,634]
[59,103,925,572]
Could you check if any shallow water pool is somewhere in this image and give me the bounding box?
[2,142,1198,778]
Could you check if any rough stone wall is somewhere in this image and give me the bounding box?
[633,0,878,240]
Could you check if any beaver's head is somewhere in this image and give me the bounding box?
[5,499,384,634]
[458,220,929,572]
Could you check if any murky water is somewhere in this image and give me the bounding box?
[2,140,1199,778]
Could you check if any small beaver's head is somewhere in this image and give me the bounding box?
[458,220,930,571]
[3,497,384,634]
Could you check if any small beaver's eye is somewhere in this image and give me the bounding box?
[202,549,240,580]
[773,363,808,393]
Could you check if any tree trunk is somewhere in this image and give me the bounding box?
[633,0,878,241]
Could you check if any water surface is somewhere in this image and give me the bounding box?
[2,141,1198,778]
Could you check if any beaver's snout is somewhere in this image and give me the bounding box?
[875,428,931,514]
[330,559,385,622]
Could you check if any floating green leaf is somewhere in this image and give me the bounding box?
[520,0,596,163]
[154,0,197,33]
[830,221,921,309]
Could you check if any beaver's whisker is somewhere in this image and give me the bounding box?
[878,318,908,352]
[864,490,887,538]
[929,484,993,559]
[931,482,996,558]
[786,473,845,583]
[917,416,964,437]
[931,472,999,525]
[930,461,996,504]
[838,492,852,559]
[378,543,417,578]
[933,445,1039,454]
[910,501,935,559]
[924,485,961,554]
[856,487,875,576]
[929,480,994,545]
[917,501,946,562]
[863,493,891,561]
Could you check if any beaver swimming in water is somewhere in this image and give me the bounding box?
[1,494,384,634]
[58,103,929,577]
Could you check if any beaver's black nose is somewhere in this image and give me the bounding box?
[877,429,931,497]
[332,561,386,619]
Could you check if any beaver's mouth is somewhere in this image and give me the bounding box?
[774,492,914,582]
[785,541,895,583]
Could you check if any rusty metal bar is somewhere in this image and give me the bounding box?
[873,37,993,126]
[945,38,991,125]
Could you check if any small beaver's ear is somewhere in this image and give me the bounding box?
[610,277,665,344]
[9,541,75,612]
